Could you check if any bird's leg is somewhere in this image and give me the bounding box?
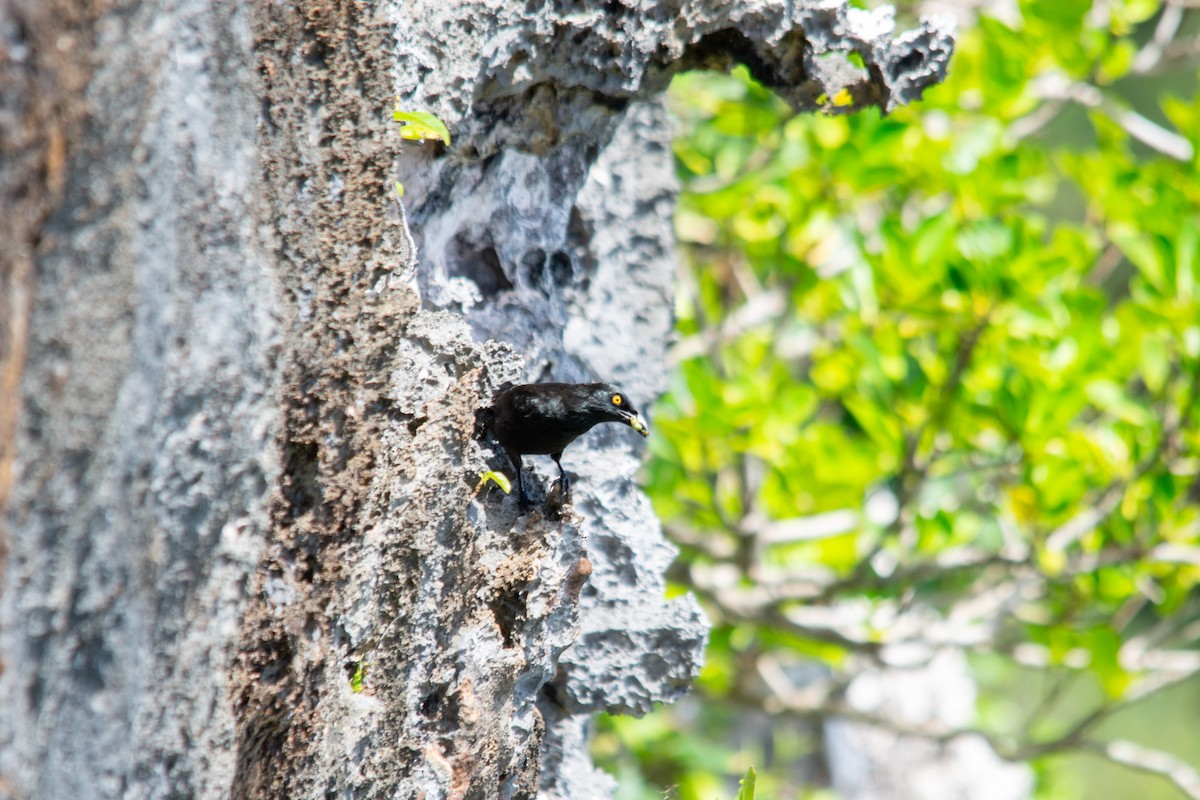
[510,451,533,511]
[551,451,570,501]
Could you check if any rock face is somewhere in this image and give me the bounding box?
[0,2,952,799]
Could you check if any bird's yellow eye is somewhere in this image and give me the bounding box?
[612,394,623,406]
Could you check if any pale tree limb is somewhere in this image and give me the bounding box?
[753,648,1200,800]
[1009,72,1195,161]
[1086,739,1200,800]
[1131,1,1185,74]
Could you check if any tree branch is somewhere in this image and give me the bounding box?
[1086,739,1200,800]
[1012,72,1194,161]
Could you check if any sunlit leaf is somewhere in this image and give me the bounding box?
[478,470,511,494]
[393,105,452,145]
[736,767,757,800]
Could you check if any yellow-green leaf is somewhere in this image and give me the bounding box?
[737,766,757,800]
[393,107,452,145]
[479,470,512,494]
[350,659,367,693]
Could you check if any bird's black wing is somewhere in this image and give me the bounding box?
[491,383,583,455]
[498,385,545,420]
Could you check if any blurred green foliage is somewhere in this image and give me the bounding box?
[596,1,1200,798]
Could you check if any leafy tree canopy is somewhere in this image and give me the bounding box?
[597,2,1200,798]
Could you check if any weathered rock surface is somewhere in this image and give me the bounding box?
[0,1,953,799]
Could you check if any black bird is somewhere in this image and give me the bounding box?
[489,382,650,510]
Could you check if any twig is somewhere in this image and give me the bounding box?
[1122,665,1200,706]
[1022,668,1076,734]
[1045,486,1126,552]
[1009,99,1066,140]
[757,678,1017,756]
[667,288,787,365]
[1104,98,1195,161]
[745,645,1200,799]
[1016,72,1194,161]
[754,508,859,544]
[1012,703,1112,759]
[904,315,990,480]
[1086,242,1126,288]
[1131,2,1185,74]
[664,520,738,559]
[1159,36,1200,70]
[1085,739,1200,800]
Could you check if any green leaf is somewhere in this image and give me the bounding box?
[1022,0,1090,30]
[915,213,958,267]
[1177,218,1198,303]
[393,107,452,145]
[1086,626,1131,699]
[1111,225,1166,292]
[1109,0,1162,34]
[1084,379,1150,425]
[1097,39,1135,84]
[736,766,757,800]
[350,659,367,693]
[479,470,512,494]
[957,219,1014,263]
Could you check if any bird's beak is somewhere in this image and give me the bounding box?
[627,413,649,437]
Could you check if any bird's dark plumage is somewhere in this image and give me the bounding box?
[489,382,649,510]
